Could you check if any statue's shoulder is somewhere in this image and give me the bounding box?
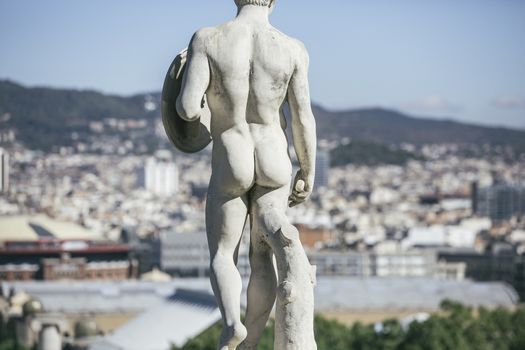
[194,26,218,37]
[270,27,308,60]
[191,26,219,49]
[289,37,308,62]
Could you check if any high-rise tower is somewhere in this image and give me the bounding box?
[0,148,9,194]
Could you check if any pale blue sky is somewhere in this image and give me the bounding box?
[1,0,524,128]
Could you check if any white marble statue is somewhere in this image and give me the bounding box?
[171,0,318,348]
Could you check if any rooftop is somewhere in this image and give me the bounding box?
[0,215,107,245]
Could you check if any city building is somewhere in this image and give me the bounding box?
[138,156,179,197]
[435,260,467,280]
[160,231,210,277]
[160,231,252,278]
[370,250,437,277]
[308,251,367,276]
[0,215,137,281]
[296,224,335,249]
[129,239,161,275]
[0,241,137,281]
[0,263,38,281]
[314,149,330,189]
[474,183,525,222]
[438,243,525,300]
[41,254,132,281]
[403,224,479,249]
[0,148,8,193]
[308,249,464,280]
[121,227,161,274]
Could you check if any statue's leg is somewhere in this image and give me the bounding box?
[239,210,277,349]
[206,188,249,350]
[249,185,317,350]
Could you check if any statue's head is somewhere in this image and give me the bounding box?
[235,0,276,12]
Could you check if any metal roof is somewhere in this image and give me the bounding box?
[89,289,221,350]
[3,280,220,350]
[1,280,212,314]
[314,277,519,311]
[4,277,518,314]
[0,215,106,244]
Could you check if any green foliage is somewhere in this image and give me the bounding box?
[0,317,30,350]
[170,320,275,350]
[0,340,16,350]
[172,301,525,350]
[372,319,405,350]
[0,316,7,342]
[314,316,353,349]
[0,339,30,350]
[330,140,423,167]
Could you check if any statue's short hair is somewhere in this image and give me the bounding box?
[235,0,274,7]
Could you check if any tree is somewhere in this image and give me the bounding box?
[174,302,525,350]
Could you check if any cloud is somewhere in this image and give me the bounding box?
[402,95,462,114]
[492,96,525,110]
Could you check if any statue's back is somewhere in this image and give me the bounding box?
[205,20,297,127]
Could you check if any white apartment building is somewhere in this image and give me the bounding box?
[308,249,464,280]
[138,157,179,197]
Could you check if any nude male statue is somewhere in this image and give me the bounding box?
[175,1,317,349]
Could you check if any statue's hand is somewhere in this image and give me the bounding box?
[288,170,313,207]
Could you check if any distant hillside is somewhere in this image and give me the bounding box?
[311,105,525,153]
[330,140,423,167]
[0,80,154,150]
[1,80,524,154]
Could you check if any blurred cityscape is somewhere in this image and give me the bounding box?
[1,92,524,349]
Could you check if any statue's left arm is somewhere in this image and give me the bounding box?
[176,29,211,122]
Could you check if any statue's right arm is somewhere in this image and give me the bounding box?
[176,29,212,122]
[288,42,317,207]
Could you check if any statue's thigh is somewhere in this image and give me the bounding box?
[249,185,296,246]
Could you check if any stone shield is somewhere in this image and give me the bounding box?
[161,49,212,153]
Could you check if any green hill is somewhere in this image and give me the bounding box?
[311,105,525,154]
[330,140,423,167]
[1,80,524,154]
[0,80,153,150]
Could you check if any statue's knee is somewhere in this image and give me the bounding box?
[210,252,230,272]
[262,218,299,247]
[277,224,300,246]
